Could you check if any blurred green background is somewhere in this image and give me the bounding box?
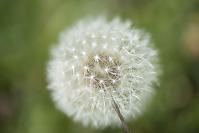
[0,0,199,133]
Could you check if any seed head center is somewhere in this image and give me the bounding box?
[83,53,121,89]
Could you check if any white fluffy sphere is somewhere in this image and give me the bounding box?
[47,17,159,128]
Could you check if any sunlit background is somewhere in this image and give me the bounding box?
[0,0,199,133]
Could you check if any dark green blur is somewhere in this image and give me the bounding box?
[0,0,199,133]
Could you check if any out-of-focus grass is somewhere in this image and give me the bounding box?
[0,0,199,133]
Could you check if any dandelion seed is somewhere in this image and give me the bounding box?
[94,55,100,62]
[82,51,86,55]
[102,35,107,39]
[82,40,86,44]
[92,42,97,47]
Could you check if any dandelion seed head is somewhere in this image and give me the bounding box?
[47,16,160,128]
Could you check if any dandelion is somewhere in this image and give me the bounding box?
[47,17,160,132]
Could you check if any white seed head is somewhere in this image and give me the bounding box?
[47,16,160,128]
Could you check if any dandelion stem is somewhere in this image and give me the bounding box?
[111,97,131,133]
